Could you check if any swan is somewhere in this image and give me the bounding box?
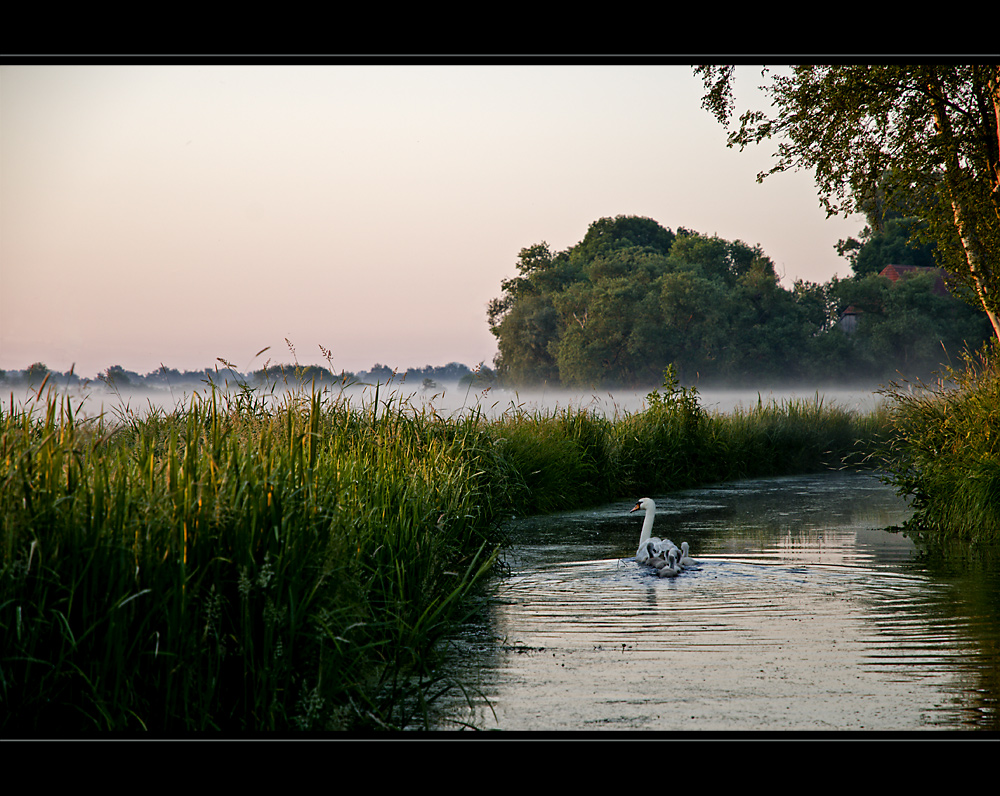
[678,541,699,569]
[657,548,682,578]
[630,498,678,563]
[643,538,678,563]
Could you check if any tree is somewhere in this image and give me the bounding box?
[101,365,134,389]
[487,216,837,387]
[552,276,667,387]
[25,362,49,386]
[487,242,570,384]
[489,289,562,385]
[836,214,937,278]
[695,65,1000,340]
[828,269,992,379]
[499,217,677,387]
[656,270,730,381]
[569,215,675,263]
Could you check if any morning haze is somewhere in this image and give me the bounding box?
[1,63,867,381]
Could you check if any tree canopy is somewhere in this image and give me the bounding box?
[695,64,1000,339]
[487,215,992,388]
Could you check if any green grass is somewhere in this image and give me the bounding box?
[1,369,890,732]
[2,385,503,732]
[879,344,1000,544]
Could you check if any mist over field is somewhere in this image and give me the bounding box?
[4,373,888,422]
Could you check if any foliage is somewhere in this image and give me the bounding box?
[615,366,706,494]
[0,348,473,396]
[837,213,938,279]
[488,215,817,388]
[828,270,992,379]
[879,344,1000,542]
[695,64,1000,340]
[488,214,990,388]
[458,364,497,390]
[1,386,505,732]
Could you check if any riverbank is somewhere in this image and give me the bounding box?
[879,345,1000,545]
[1,377,889,732]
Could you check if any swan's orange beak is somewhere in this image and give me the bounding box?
[630,501,642,513]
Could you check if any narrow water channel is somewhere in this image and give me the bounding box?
[435,471,1000,732]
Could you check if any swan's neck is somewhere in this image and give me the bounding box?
[638,506,655,545]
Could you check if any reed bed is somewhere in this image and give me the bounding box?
[2,386,504,732]
[2,371,887,732]
[879,345,1000,544]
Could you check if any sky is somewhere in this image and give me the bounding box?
[1,63,868,380]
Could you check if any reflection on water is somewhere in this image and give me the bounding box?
[437,471,1000,732]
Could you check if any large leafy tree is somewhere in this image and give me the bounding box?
[695,64,1000,340]
[834,171,939,278]
[552,273,668,387]
[570,215,676,263]
[488,217,674,386]
[487,213,989,387]
[487,242,576,384]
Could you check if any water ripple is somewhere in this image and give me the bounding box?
[437,472,1000,732]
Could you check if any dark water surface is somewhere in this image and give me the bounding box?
[436,471,1000,732]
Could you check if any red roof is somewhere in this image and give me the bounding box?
[878,264,949,296]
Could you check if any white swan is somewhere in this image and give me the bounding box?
[630,497,679,563]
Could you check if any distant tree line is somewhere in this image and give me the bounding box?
[487,214,992,388]
[0,360,491,392]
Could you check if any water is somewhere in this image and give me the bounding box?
[436,471,1000,732]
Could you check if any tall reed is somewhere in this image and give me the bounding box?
[469,367,886,517]
[2,385,502,732]
[879,344,1000,543]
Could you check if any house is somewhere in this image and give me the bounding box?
[837,305,863,334]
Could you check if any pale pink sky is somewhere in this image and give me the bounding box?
[1,63,865,379]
